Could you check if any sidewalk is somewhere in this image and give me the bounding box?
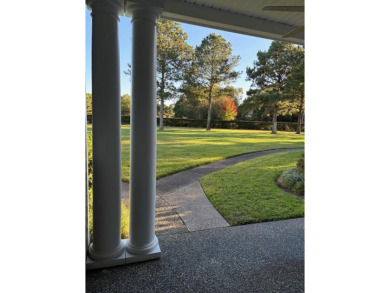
[121,148,304,236]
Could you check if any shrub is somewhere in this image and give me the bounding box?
[121,115,130,125]
[87,132,93,242]
[87,132,93,187]
[88,189,129,241]
[88,188,93,242]
[277,167,304,196]
[86,129,130,241]
[294,181,304,196]
[121,203,129,239]
[296,152,304,174]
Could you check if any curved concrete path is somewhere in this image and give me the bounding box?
[121,148,304,236]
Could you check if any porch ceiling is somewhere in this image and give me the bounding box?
[123,0,304,45]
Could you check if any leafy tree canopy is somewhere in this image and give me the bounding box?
[156,19,193,102]
[121,94,131,116]
[219,97,238,121]
[285,46,305,133]
[86,93,92,115]
[246,41,297,133]
[191,33,240,130]
[157,19,192,130]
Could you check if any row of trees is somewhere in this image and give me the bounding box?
[152,20,304,133]
[87,20,304,134]
[126,20,241,131]
[86,92,175,118]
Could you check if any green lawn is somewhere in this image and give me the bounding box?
[87,125,304,182]
[200,150,304,226]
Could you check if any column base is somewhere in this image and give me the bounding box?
[125,242,161,264]
[88,239,125,261]
[86,239,161,270]
[126,235,159,255]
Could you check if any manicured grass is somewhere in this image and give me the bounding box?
[200,151,304,226]
[87,125,304,182]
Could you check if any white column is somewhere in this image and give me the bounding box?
[87,0,124,261]
[126,2,162,256]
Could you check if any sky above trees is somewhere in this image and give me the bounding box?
[85,8,272,102]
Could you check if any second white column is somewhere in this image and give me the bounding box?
[127,3,161,256]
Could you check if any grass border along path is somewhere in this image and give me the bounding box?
[200,150,304,226]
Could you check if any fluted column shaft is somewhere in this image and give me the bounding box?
[87,0,124,261]
[126,3,161,255]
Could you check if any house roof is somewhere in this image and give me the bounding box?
[123,0,304,45]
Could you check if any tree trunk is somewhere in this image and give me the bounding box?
[159,72,165,131]
[296,95,304,134]
[271,108,278,134]
[159,97,164,130]
[296,110,302,134]
[206,86,213,131]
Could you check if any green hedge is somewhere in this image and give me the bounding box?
[158,118,304,132]
[86,115,304,132]
[86,115,130,124]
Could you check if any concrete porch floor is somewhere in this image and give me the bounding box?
[86,218,304,292]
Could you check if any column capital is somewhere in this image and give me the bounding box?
[86,0,124,15]
[125,0,163,21]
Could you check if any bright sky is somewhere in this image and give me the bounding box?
[85,8,272,103]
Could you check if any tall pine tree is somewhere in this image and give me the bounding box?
[246,41,295,134]
[285,46,304,134]
[156,19,192,130]
[125,20,192,130]
[192,33,240,131]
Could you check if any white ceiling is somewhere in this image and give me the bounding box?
[178,0,304,27]
[124,0,304,45]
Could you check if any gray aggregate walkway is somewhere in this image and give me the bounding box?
[121,148,303,236]
[159,181,230,232]
[86,218,304,293]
